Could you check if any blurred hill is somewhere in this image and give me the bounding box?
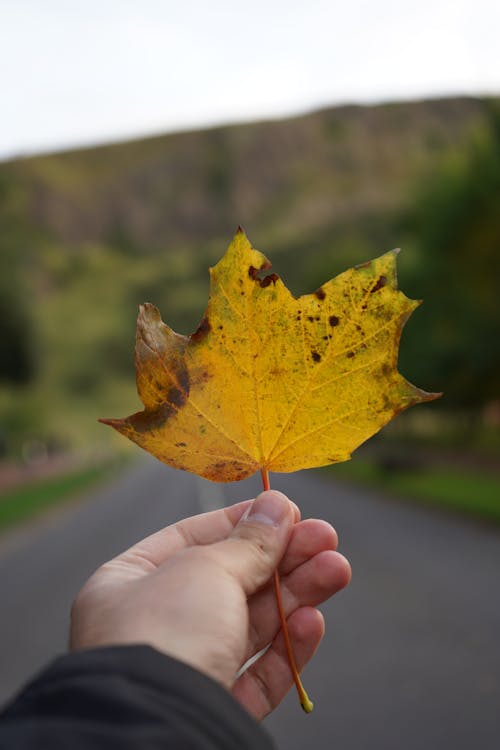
[1,95,499,460]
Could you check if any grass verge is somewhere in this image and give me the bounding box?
[0,459,123,533]
[328,459,500,523]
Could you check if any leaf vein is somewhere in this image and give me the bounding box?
[269,409,365,465]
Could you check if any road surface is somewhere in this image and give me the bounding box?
[0,458,499,749]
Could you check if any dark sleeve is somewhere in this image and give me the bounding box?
[0,645,275,750]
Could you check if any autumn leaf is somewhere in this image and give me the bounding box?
[100,228,439,481]
[100,228,440,713]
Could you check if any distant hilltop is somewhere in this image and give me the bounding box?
[2,96,496,256]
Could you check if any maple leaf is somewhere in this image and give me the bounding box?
[100,229,439,481]
[100,228,440,713]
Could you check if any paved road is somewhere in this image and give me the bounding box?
[0,458,499,749]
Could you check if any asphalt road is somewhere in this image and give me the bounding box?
[0,458,499,749]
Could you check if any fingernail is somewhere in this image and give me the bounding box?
[246,490,289,527]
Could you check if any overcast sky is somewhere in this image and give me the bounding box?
[1,0,499,160]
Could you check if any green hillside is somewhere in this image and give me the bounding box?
[1,96,499,460]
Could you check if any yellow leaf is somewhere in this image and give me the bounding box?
[100,229,440,482]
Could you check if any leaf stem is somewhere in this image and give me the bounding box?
[260,468,314,713]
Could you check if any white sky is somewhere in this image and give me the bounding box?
[1,0,499,160]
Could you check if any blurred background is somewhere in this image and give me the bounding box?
[0,1,499,748]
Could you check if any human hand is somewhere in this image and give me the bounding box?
[70,490,351,719]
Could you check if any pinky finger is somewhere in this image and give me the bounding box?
[231,607,324,721]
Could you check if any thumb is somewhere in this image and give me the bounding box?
[211,490,295,595]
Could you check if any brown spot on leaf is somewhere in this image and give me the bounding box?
[382,395,392,410]
[207,460,252,482]
[308,316,314,322]
[312,351,321,362]
[191,316,211,342]
[127,403,177,433]
[166,367,190,409]
[370,275,387,294]
[175,441,187,447]
[194,368,211,384]
[329,315,340,327]
[355,259,371,270]
[179,368,190,392]
[167,386,185,408]
[314,287,326,300]
[259,272,279,288]
[347,351,355,359]
[249,261,274,284]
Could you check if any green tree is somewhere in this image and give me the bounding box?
[401,103,500,408]
[0,171,37,385]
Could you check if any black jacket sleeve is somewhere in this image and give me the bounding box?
[0,645,275,750]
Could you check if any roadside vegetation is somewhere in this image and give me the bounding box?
[0,457,125,533]
[330,458,500,524]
